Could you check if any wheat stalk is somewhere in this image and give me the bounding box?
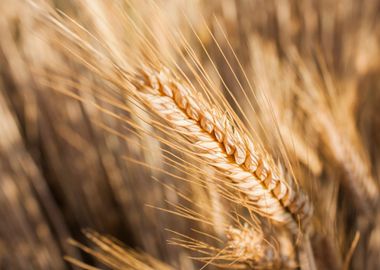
[130,65,312,233]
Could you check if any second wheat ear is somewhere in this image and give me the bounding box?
[132,65,313,234]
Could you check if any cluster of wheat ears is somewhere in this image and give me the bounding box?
[1,0,380,269]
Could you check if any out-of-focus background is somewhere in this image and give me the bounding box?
[1,0,380,269]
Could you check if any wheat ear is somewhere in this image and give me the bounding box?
[131,65,312,233]
[33,2,311,231]
[225,224,296,269]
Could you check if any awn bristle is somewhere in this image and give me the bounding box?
[66,230,173,270]
[132,65,312,233]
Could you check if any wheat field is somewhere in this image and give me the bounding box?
[1,0,380,269]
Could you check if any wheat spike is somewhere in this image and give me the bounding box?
[225,224,296,269]
[131,65,312,233]
[32,3,312,232]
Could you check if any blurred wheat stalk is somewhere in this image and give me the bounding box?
[0,0,380,269]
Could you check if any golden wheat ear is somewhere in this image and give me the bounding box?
[32,1,316,268]
[129,65,312,234]
[31,0,313,234]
